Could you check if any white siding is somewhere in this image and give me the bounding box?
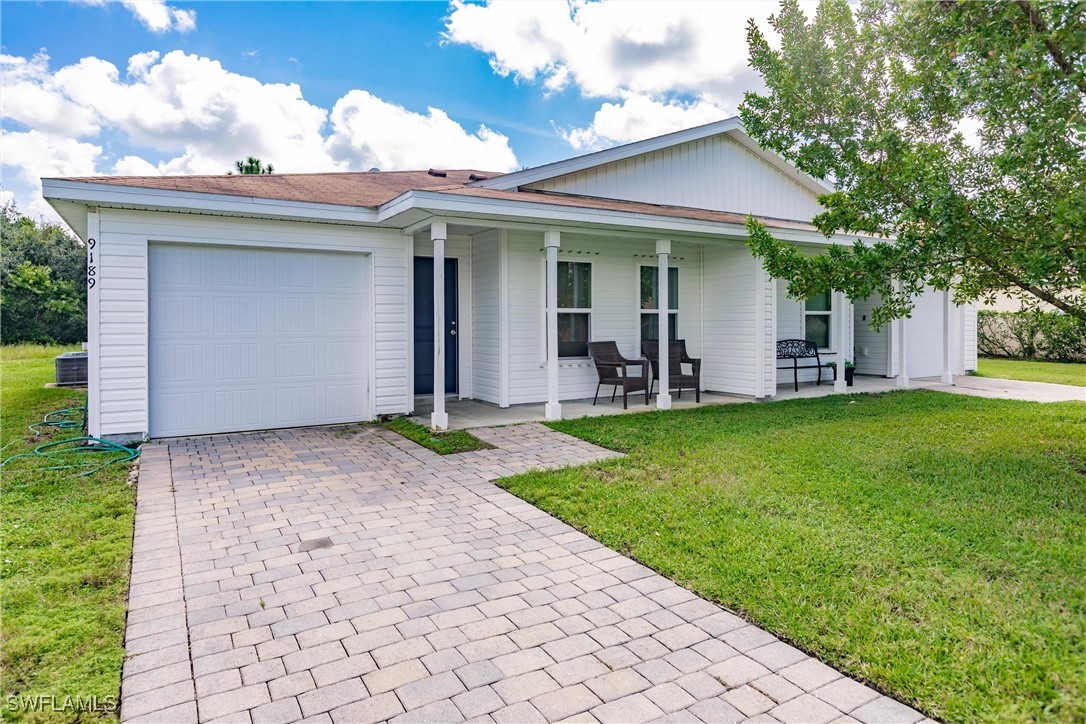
[963,302,978,371]
[525,134,823,221]
[504,232,704,404]
[702,244,760,395]
[853,295,891,377]
[93,209,410,437]
[470,230,501,404]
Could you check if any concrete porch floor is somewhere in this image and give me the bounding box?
[410,376,956,430]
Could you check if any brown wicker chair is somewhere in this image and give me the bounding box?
[587,342,650,408]
[641,339,701,402]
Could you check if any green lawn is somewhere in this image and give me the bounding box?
[383,415,494,454]
[1,345,135,722]
[975,357,1086,387]
[500,392,1086,723]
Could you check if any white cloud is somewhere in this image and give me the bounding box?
[327,90,518,172]
[0,50,520,223]
[120,0,196,33]
[0,53,99,136]
[444,0,779,104]
[445,0,818,150]
[561,94,729,150]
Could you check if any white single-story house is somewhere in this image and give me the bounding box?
[43,118,977,440]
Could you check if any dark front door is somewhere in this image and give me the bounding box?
[413,256,458,395]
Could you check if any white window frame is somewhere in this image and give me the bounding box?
[637,263,679,347]
[541,258,594,361]
[802,291,833,351]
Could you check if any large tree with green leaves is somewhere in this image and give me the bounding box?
[1,203,87,344]
[741,0,1085,326]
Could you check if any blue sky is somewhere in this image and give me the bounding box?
[2,0,782,220]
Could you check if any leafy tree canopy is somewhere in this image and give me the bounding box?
[1,203,87,344]
[232,156,274,174]
[741,0,1085,327]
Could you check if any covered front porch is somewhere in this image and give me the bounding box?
[410,217,779,430]
[409,217,969,431]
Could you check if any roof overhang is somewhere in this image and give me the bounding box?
[43,177,861,248]
[380,190,852,246]
[42,178,382,237]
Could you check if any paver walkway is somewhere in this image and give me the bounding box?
[122,423,928,724]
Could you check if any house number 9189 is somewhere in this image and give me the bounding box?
[87,238,96,289]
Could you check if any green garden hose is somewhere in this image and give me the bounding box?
[2,405,140,477]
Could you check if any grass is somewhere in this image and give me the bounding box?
[499,391,1086,723]
[974,357,1086,387]
[1,344,135,722]
[382,415,494,455]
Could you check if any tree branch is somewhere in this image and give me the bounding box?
[1016,0,1086,96]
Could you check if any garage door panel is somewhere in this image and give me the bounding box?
[150,243,369,437]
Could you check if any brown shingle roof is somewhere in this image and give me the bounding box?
[52,169,821,232]
[52,169,500,208]
[427,186,822,233]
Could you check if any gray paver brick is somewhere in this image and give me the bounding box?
[249,697,302,724]
[779,659,843,692]
[708,655,772,688]
[491,701,548,723]
[330,692,405,724]
[454,660,503,689]
[591,693,665,724]
[850,696,925,724]
[530,683,602,720]
[643,682,698,714]
[297,678,369,718]
[396,671,467,711]
[126,426,907,724]
[720,685,777,717]
[451,685,505,719]
[199,683,270,721]
[585,668,651,703]
[492,669,560,705]
[812,677,881,713]
[771,693,844,724]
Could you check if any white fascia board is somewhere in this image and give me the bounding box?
[473,118,745,190]
[383,190,851,246]
[41,179,383,226]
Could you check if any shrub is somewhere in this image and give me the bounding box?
[977,311,1086,362]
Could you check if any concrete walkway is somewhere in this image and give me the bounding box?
[122,423,929,724]
[924,375,1084,403]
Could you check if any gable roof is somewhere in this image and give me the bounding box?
[51,169,497,209]
[471,117,833,197]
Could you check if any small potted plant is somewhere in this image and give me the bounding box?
[826,360,857,386]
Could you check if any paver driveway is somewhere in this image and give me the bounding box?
[122,423,927,724]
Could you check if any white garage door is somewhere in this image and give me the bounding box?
[149,243,370,437]
[906,287,945,378]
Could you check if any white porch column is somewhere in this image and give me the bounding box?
[833,290,848,392]
[896,281,909,388]
[656,239,672,410]
[430,222,448,430]
[941,290,955,385]
[544,231,562,421]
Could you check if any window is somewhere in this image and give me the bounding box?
[640,266,679,341]
[556,261,591,357]
[805,290,832,349]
